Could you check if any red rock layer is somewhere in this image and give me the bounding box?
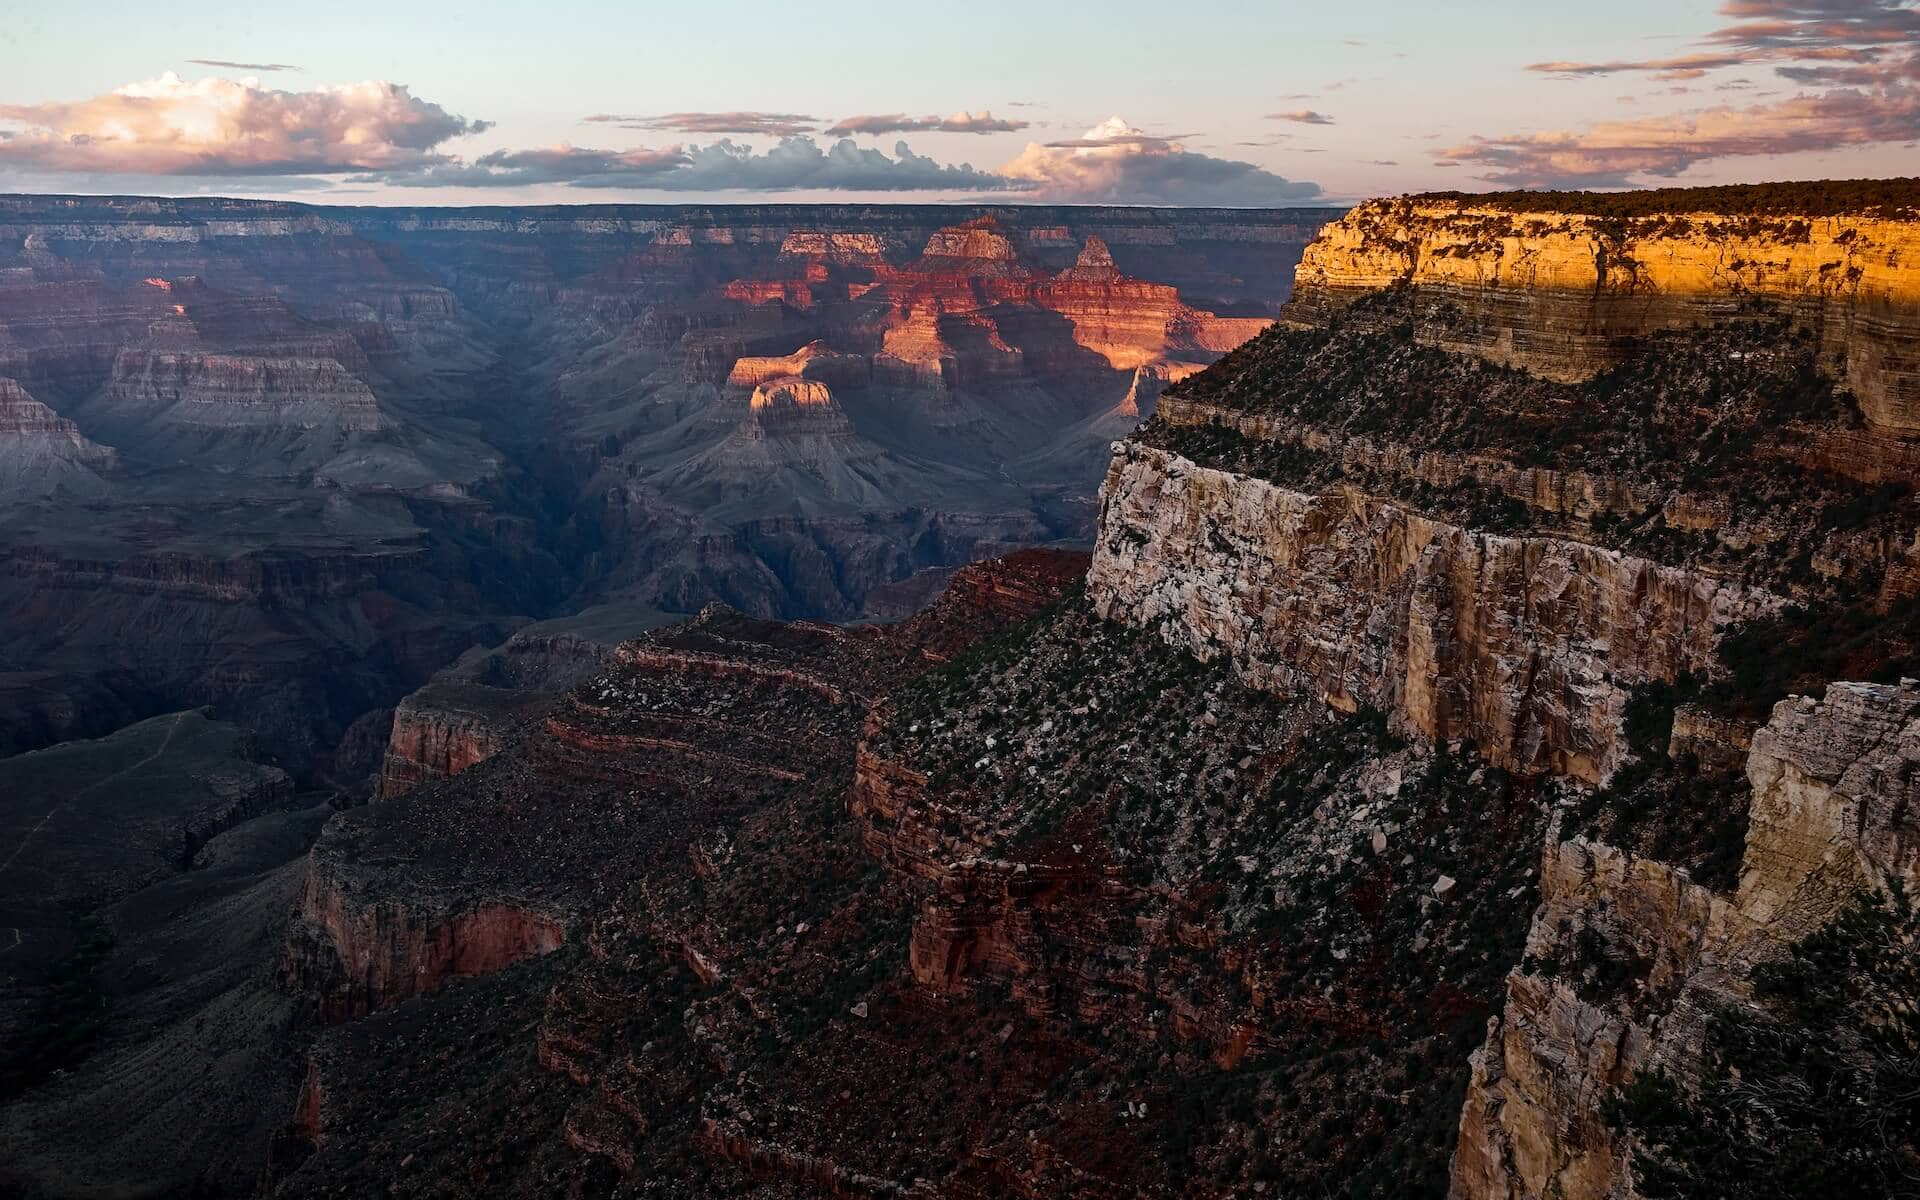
[286,865,566,1021]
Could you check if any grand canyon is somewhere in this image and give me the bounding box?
[2,177,1916,1199]
[0,198,1330,779]
[6,2,1920,1196]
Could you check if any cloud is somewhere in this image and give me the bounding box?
[0,71,486,175]
[1269,109,1335,124]
[187,58,300,72]
[1000,116,1320,205]
[1453,0,1920,186]
[1439,85,1920,187]
[1530,51,1785,76]
[825,110,1028,136]
[1041,129,1199,149]
[1709,0,1920,50]
[372,135,1014,192]
[583,111,820,136]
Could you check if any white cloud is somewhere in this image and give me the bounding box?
[375,136,1013,192]
[825,110,1029,136]
[0,72,486,175]
[999,117,1321,205]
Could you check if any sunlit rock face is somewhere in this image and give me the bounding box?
[1290,199,1920,434]
[725,340,869,389]
[921,216,1022,263]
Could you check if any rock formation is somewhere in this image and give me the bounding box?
[1083,182,1920,1199]
[1451,681,1920,1200]
[25,184,1920,1199]
[379,603,687,796]
[100,350,387,432]
[1089,443,1774,783]
[0,195,1328,767]
[0,376,115,499]
[1289,197,1920,433]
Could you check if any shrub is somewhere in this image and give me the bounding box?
[1605,884,1920,1199]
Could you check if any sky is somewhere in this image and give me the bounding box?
[0,0,1916,206]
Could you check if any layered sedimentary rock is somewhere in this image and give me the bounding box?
[380,686,536,798]
[725,340,869,390]
[1289,198,1920,434]
[287,851,568,1020]
[1069,186,1920,1198]
[379,604,687,796]
[101,350,386,431]
[1452,681,1920,1200]
[1088,442,1772,783]
[0,376,115,499]
[1038,235,1271,370]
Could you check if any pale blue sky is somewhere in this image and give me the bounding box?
[1,0,1915,203]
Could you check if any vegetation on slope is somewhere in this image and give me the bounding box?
[1411,178,1920,219]
[1149,288,1914,591]
[1606,884,1920,1200]
[879,593,1548,1197]
[0,913,114,1100]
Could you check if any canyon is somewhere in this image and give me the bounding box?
[0,196,1333,779]
[1,180,1917,1199]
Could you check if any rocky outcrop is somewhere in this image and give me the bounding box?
[378,605,681,796]
[101,350,386,430]
[0,375,115,499]
[286,842,568,1020]
[922,216,1021,263]
[747,376,840,413]
[379,684,535,797]
[1088,442,1773,783]
[1452,680,1920,1200]
[1036,236,1270,371]
[726,340,870,389]
[1289,199,1920,434]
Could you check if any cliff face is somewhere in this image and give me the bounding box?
[1452,681,1920,1200]
[0,376,115,499]
[1088,442,1772,783]
[379,687,529,798]
[1289,199,1920,434]
[101,350,387,432]
[1080,185,1920,1199]
[286,851,567,1021]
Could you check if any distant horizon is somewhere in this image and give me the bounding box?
[0,190,1350,212]
[7,172,1918,214]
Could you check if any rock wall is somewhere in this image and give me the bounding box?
[0,375,116,498]
[102,350,387,431]
[286,847,567,1020]
[1087,442,1774,783]
[1288,200,1920,434]
[1451,680,1920,1200]
[379,685,532,797]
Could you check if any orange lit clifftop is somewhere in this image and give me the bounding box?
[1288,197,1920,434]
